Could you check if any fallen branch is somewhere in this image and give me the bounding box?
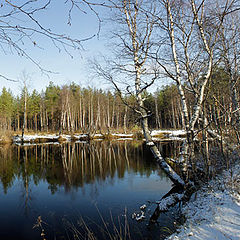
[149,184,196,224]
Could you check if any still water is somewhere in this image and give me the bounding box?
[0,141,182,240]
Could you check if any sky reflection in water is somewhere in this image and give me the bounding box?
[0,141,180,239]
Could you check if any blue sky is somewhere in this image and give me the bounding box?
[0,0,110,95]
[0,0,169,96]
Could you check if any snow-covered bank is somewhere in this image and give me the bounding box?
[13,134,59,143]
[12,133,133,143]
[151,130,186,138]
[9,129,187,144]
[168,163,240,240]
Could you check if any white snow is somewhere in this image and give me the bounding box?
[150,130,186,141]
[167,130,187,137]
[157,193,184,211]
[15,142,60,146]
[73,134,88,139]
[115,138,133,141]
[13,133,135,143]
[152,137,184,142]
[111,133,134,137]
[151,130,186,137]
[140,204,147,210]
[92,133,104,138]
[168,164,240,240]
[13,134,91,143]
[12,129,187,144]
[13,134,59,142]
[132,210,146,221]
[135,211,146,221]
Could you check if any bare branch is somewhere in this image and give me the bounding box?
[0,74,18,82]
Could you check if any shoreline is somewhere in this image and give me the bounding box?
[0,129,187,145]
[168,161,240,240]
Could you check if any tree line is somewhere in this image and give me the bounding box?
[0,66,236,134]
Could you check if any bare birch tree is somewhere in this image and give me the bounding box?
[93,0,185,187]
[153,0,238,167]
[19,71,31,142]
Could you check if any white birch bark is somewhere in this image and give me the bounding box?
[189,0,213,131]
[123,0,185,187]
[166,0,189,132]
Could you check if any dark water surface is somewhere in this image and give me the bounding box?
[0,141,182,240]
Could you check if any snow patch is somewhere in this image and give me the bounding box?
[140,204,147,210]
[168,164,240,240]
[151,130,186,137]
[111,133,134,137]
[157,193,184,211]
[115,138,133,141]
[147,141,155,146]
[13,134,59,143]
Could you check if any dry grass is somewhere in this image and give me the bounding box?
[0,135,12,144]
[132,132,144,140]
[0,130,14,144]
[34,137,59,143]
[57,135,67,142]
[63,208,132,240]
[151,132,165,139]
[33,216,47,240]
[92,134,104,140]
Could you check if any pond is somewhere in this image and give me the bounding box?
[0,140,183,240]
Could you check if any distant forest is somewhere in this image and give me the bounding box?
[0,68,235,133]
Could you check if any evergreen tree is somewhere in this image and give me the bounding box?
[0,88,14,130]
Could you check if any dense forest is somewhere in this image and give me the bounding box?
[0,68,236,134]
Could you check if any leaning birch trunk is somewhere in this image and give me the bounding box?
[149,183,195,224]
[141,110,185,187]
[135,68,185,187]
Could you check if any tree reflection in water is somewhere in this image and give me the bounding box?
[0,141,177,194]
[0,140,183,240]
